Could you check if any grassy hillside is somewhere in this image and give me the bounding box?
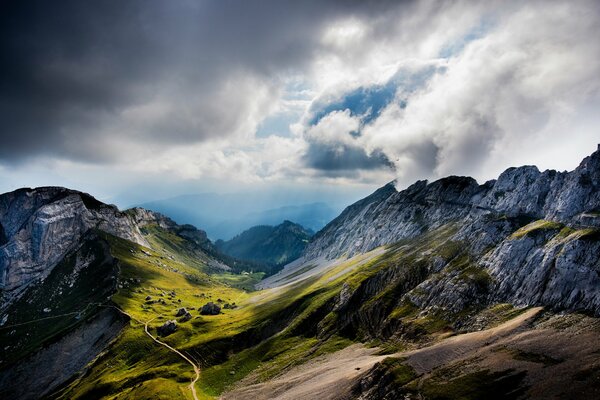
[48,224,509,399]
[5,219,597,399]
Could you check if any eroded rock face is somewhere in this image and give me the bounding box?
[302,146,600,315]
[0,187,171,308]
[0,308,127,400]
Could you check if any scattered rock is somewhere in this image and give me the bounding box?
[175,307,187,317]
[200,302,221,315]
[157,320,177,336]
[179,312,192,322]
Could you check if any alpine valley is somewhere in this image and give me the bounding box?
[1,147,600,400]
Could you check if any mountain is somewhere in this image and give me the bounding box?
[0,188,246,398]
[1,146,600,400]
[296,145,600,314]
[219,203,334,240]
[139,193,338,240]
[215,221,313,274]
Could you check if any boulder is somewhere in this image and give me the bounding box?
[179,312,192,322]
[156,320,177,336]
[175,307,187,317]
[200,302,221,315]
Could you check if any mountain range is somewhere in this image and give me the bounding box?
[1,146,599,399]
[138,194,338,240]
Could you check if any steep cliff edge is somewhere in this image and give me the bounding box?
[297,146,600,319]
[305,146,600,261]
[0,188,226,310]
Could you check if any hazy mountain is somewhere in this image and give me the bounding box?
[138,194,339,240]
[215,221,313,274]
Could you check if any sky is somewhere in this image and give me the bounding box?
[1,0,599,208]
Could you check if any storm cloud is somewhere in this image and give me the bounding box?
[0,0,409,163]
[0,0,599,202]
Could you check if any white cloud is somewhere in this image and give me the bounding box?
[3,0,600,200]
[357,0,600,187]
[305,110,361,146]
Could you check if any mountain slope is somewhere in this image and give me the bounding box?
[1,146,599,400]
[215,220,312,273]
[295,145,600,315]
[0,188,243,398]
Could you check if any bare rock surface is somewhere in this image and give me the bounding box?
[0,308,127,400]
[298,146,600,315]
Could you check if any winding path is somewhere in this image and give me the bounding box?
[106,305,200,400]
[144,317,200,400]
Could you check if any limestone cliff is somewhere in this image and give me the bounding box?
[303,146,600,316]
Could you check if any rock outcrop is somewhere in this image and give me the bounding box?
[200,302,221,315]
[0,188,223,310]
[157,320,177,336]
[175,307,188,317]
[302,146,600,316]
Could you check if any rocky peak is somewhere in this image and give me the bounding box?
[125,207,176,230]
[305,146,600,261]
[0,188,153,306]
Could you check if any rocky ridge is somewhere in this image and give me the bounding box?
[0,187,210,309]
[303,146,600,316]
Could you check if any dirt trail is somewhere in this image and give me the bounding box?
[108,306,200,400]
[143,317,200,400]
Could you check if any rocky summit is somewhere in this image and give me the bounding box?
[303,145,600,316]
[1,148,599,400]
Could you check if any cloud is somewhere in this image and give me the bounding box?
[303,0,600,186]
[1,0,599,201]
[0,0,411,164]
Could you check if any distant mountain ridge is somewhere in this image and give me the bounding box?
[215,220,312,274]
[138,194,338,240]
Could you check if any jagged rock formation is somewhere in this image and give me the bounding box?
[303,146,600,316]
[306,146,600,261]
[0,188,221,309]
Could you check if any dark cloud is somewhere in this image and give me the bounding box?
[0,0,412,164]
[303,143,392,172]
[301,63,439,176]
